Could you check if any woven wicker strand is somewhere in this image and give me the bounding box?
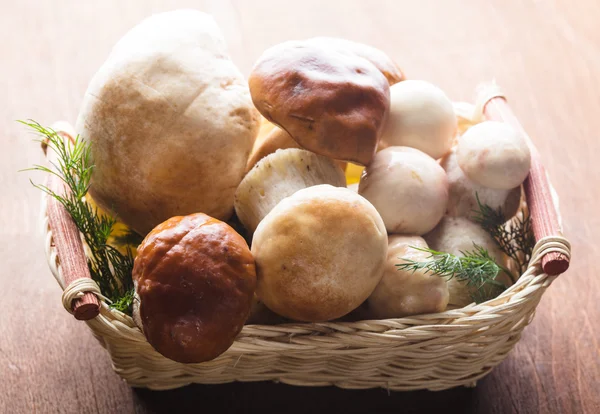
[41,85,571,391]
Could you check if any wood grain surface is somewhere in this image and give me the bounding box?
[1,1,598,413]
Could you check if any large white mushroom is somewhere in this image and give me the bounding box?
[76,10,260,235]
[379,80,457,159]
[251,185,388,322]
[358,146,449,235]
[456,121,531,190]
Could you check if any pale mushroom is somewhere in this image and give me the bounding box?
[365,235,449,318]
[234,148,346,233]
[251,185,388,322]
[441,148,521,220]
[358,146,449,235]
[424,216,509,308]
[76,10,260,235]
[379,80,457,159]
[456,121,531,190]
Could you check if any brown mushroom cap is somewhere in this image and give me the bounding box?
[133,213,256,363]
[252,185,387,322]
[249,40,390,166]
[304,37,405,85]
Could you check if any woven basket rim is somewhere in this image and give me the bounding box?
[43,189,571,339]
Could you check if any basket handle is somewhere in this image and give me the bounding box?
[477,86,570,276]
[44,123,100,320]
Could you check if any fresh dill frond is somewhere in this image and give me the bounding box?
[396,244,508,303]
[21,120,135,314]
[109,287,135,313]
[472,193,535,277]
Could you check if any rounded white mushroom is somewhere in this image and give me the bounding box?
[366,235,449,318]
[441,148,521,220]
[379,80,457,159]
[424,216,510,308]
[252,185,388,322]
[358,146,449,235]
[75,10,260,235]
[456,121,531,190]
[234,148,346,233]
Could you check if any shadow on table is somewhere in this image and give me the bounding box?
[132,380,486,414]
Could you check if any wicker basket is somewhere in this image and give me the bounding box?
[42,84,571,391]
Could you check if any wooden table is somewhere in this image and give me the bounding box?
[1,1,598,413]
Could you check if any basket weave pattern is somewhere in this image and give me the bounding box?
[43,191,570,391]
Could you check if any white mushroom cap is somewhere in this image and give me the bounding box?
[358,146,449,235]
[424,216,509,307]
[234,148,346,233]
[457,121,531,190]
[251,185,388,322]
[380,80,457,159]
[441,148,521,220]
[366,235,449,318]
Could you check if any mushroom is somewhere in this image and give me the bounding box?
[132,213,256,363]
[456,121,531,190]
[379,80,457,159]
[234,148,346,233]
[358,146,449,235]
[249,40,390,166]
[76,10,260,235]
[441,148,521,220]
[365,235,449,318]
[251,185,388,322]
[424,216,509,307]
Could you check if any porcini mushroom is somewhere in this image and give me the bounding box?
[249,40,390,166]
[252,185,388,322]
[358,146,449,235]
[379,80,457,159]
[234,148,346,233]
[441,148,521,220]
[76,10,260,235]
[456,121,531,190]
[132,213,256,363]
[365,235,449,318]
[424,216,508,307]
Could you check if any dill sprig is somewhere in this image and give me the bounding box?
[472,193,535,276]
[396,245,508,303]
[21,120,135,314]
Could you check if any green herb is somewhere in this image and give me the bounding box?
[21,120,135,314]
[472,193,535,276]
[396,245,509,303]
